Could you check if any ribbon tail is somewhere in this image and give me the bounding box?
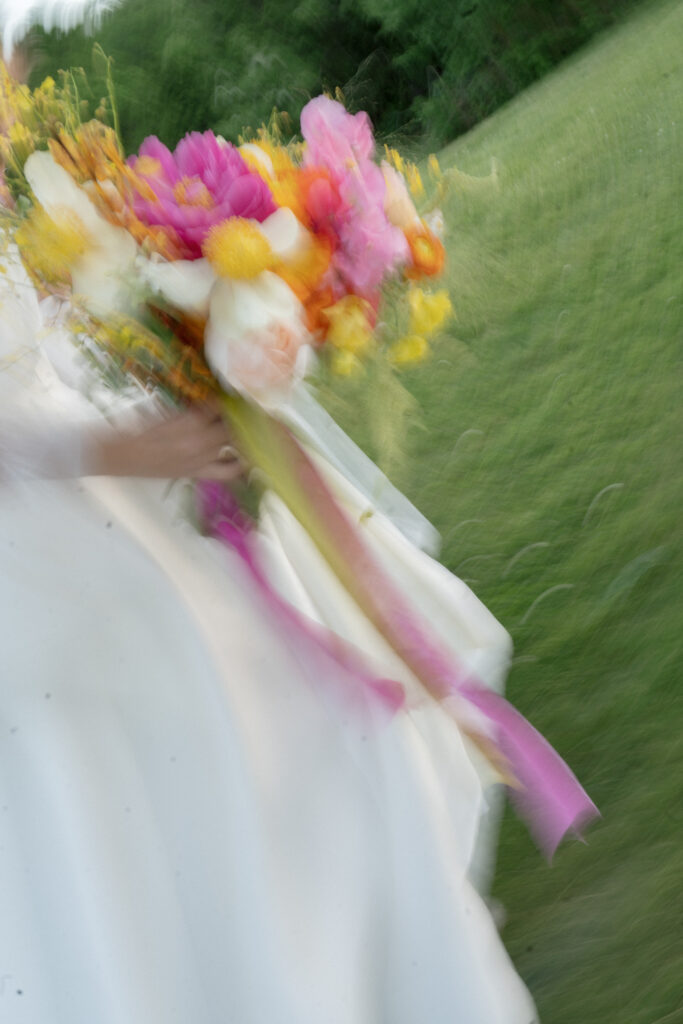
[460,684,600,859]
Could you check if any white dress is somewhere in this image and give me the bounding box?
[0,257,538,1023]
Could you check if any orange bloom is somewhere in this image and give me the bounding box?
[240,142,310,225]
[404,223,445,279]
[302,285,336,339]
[276,234,332,306]
[269,168,308,225]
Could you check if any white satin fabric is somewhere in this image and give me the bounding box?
[0,256,537,1023]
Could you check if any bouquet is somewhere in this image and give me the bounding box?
[0,55,597,855]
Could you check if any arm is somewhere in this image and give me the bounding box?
[0,408,242,484]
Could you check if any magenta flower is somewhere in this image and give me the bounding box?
[300,96,408,297]
[129,131,276,258]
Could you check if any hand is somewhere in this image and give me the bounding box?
[88,409,244,482]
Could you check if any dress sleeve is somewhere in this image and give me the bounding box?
[0,413,93,483]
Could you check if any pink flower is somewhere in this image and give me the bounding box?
[129,132,276,258]
[301,95,375,168]
[300,96,408,297]
[335,161,409,295]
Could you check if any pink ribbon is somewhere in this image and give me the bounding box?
[199,482,405,714]
[199,481,598,857]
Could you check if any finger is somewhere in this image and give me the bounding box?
[160,419,231,465]
[202,419,234,448]
[196,433,240,468]
[178,415,232,449]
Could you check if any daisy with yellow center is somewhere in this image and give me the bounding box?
[202,218,275,280]
[15,204,88,284]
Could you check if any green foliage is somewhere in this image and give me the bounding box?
[28,0,639,151]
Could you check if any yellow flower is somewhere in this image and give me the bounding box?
[8,120,35,163]
[331,349,362,376]
[203,218,274,279]
[33,77,56,113]
[405,162,424,198]
[383,146,404,175]
[15,203,88,283]
[0,136,13,166]
[324,295,374,354]
[242,139,295,180]
[389,334,429,366]
[428,154,442,180]
[408,288,453,337]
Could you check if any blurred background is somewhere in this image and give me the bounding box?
[3,1,682,1021]
[6,0,641,149]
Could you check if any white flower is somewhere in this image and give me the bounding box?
[381,161,420,230]
[140,255,215,319]
[138,208,315,405]
[238,142,274,177]
[205,271,310,405]
[24,150,137,313]
[423,207,445,239]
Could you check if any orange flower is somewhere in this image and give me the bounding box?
[240,142,310,225]
[268,168,308,224]
[404,222,445,279]
[276,234,332,306]
[302,285,336,338]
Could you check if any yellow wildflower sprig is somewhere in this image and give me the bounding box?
[70,307,220,407]
[0,55,119,205]
[325,280,453,375]
[388,286,454,368]
[0,63,82,201]
[384,144,424,199]
[323,295,377,377]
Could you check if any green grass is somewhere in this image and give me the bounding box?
[321,1,683,1019]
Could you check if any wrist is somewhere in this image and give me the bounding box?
[81,430,129,477]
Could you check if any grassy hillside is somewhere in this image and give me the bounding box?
[322,1,682,1019]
